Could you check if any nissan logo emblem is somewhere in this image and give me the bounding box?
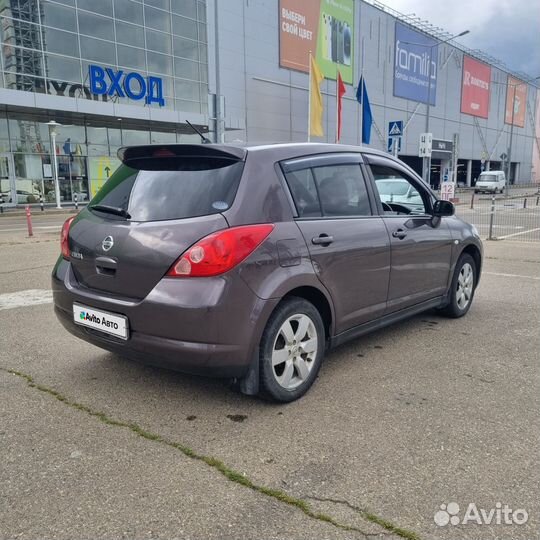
[102,236,114,252]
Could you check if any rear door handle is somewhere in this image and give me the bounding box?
[392,229,407,239]
[312,234,334,246]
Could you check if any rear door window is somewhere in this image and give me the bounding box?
[283,162,372,218]
[312,164,371,217]
[89,161,244,221]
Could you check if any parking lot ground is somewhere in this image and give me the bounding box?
[0,233,539,540]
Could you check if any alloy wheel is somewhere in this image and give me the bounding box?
[271,314,318,390]
[456,262,474,310]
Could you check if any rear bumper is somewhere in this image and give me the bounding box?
[52,257,279,378]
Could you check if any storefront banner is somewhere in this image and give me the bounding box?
[532,90,540,182]
[461,55,491,118]
[279,0,354,84]
[394,22,438,105]
[505,75,527,127]
[89,156,120,198]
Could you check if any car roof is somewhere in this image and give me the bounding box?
[242,142,390,160]
[118,142,395,169]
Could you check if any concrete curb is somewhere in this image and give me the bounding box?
[0,208,81,217]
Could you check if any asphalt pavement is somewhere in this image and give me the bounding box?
[0,223,539,540]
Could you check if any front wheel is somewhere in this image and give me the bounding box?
[259,297,325,402]
[440,253,477,318]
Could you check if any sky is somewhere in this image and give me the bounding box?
[380,0,540,78]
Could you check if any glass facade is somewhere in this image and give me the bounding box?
[0,0,208,113]
[0,0,208,205]
[0,114,203,204]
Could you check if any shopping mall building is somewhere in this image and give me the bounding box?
[0,0,538,206]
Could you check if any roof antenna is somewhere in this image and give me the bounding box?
[185,120,212,144]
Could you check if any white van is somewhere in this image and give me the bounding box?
[475,171,506,194]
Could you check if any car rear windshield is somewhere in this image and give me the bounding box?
[88,161,244,222]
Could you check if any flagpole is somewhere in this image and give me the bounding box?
[335,67,339,143]
[308,50,312,142]
[359,37,364,146]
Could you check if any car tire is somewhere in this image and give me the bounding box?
[259,297,325,402]
[440,253,477,318]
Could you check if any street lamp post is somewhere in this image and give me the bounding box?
[47,121,61,209]
[400,30,469,185]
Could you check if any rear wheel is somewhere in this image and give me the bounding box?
[259,297,325,402]
[440,253,477,318]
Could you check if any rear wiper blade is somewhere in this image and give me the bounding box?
[91,204,131,219]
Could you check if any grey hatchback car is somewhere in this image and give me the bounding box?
[53,143,482,402]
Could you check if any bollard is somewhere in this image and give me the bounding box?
[470,191,475,210]
[523,198,527,209]
[488,195,495,240]
[536,196,539,206]
[74,193,78,210]
[0,193,3,214]
[40,194,44,211]
[25,205,33,237]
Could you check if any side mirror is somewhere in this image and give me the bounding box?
[433,199,455,217]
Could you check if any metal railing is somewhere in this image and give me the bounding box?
[456,193,540,242]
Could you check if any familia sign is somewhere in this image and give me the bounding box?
[394,22,438,106]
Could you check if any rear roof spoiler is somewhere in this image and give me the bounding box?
[118,144,247,170]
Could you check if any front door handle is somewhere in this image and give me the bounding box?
[312,234,334,246]
[392,229,407,239]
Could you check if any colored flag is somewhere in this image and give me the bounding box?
[356,76,372,144]
[309,55,324,138]
[336,70,346,143]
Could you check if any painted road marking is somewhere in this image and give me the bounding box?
[0,289,53,311]
[484,272,540,281]
[0,225,61,233]
[497,227,540,240]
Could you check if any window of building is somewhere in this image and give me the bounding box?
[144,6,170,33]
[42,27,79,57]
[40,2,77,32]
[197,2,207,22]
[115,20,144,49]
[173,36,198,61]
[86,126,108,145]
[147,51,172,76]
[78,11,114,41]
[77,0,113,17]
[146,0,170,10]
[117,45,146,71]
[198,22,207,43]
[174,78,199,101]
[173,0,197,19]
[175,99,200,113]
[150,130,176,143]
[146,28,172,55]
[174,57,199,81]
[80,37,116,65]
[44,54,81,83]
[113,0,143,25]
[172,15,198,40]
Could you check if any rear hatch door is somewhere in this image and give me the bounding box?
[68,144,246,300]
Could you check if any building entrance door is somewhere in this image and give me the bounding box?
[0,153,16,206]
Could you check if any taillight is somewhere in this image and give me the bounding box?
[60,216,75,259]
[167,224,274,278]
